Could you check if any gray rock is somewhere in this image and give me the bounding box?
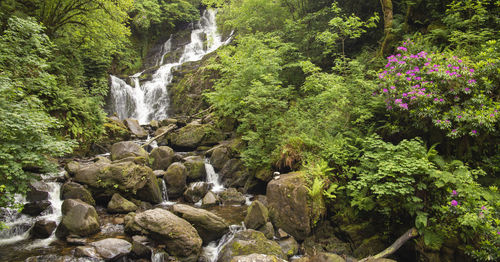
[22,200,51,216]
[110,141,148,161]
[310,252,345,262]
[107,193,138,213]
[124,118,148,138]
[31,219,57,239]
[172,204,229,243]
[244,200,269,230]
[27,181,51,202]
[150,146,175,171]
[218,229,285,262]
[258,222,275,240]
[90,238,132,260]
[219,188,246,205]
[125,208,202,262]
[184,156,207,182]
[202,191,219,207]
[230,254,287,262]
[278,235,299,258]
[131,235,152,258]
[74,246,100,258]
[164,162,187,198]
[209,146,230,171]
[56,199,100,238]
[184,182,211,203]
[61,182,95,206]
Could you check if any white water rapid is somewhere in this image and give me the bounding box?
[109,9,231,124]
[201,223,246,262]
[204,159,225,193]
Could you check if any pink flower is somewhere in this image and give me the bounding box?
[470,69,474,73]
[452,190,458,196]
[451,200,458,206]
[383,89,388,93]
[481,205,486,210]
[390,86,396,90]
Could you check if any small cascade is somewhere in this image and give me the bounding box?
[201,223,246,262]
[151,250,168,262]
[160,180,176,206]
[108,9,231,124]
[0,176,63,247]
[204,159,225,193]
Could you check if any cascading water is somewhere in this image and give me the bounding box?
[0,173,63,247]
[108,9,231,124]
[204,159,225,193]
[201,223,246,262]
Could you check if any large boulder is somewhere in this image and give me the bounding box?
[27,181,51,202]
[73,160,162,204]
[164,162,187,198]
[267,172,324,241]
[230,254,287,262]
[125,208,202,262]
[184,156,207,182]
[107,193,138,213]
[310,252,345,262]
[169,122,223,150]
[61,182,95,205]
[244,200,269,230]
[209,146,230,171]
[110,141,148,161]
[202,191,219,207]
[277,234,299,258]
[124,118,148,139]
[56,199,100,238]
[172,204,229,243]
[218,229,285,262]
[149,146,175,170]
[184,182,211,203]
[90,238,132,260]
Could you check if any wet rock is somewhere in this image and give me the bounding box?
[150,120,159,129]
[168,122,206,150]
[31,219,57,239]
[154,170,167,178]
[124,118,148,139]
[110,141,148,161]
[74,246,100,258]
[184,156,207,182]
[66,235,88,245]
[164,162,187,198]
[172,204,229,243]
[159,118,178,127]
[107,193,138,213]
[209,146,230,171]
[90,238,132,260]
[27,181,51,202]
[25,254,102,262]
[150,146,175,170]
[253,195,268,206]
[125,208,202,262]
[244,200,269,230]
[61,182,95,206]
[101,116,132,147]
[230,254,287,262]
[202,191,218,207]
[310,252,345,262]
[131,235,152,258]
[218,229,285,262]
[267,172,324,241]
[353,235,386,259]
[184,182,211,203]
[22,200,51,216]
[219,188,246,205]
[278,235,299,258]
[56,199,100,238]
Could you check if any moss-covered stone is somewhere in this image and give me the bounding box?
[184,156,207,182]
[61,182,95,206]
[56,199,100,238]
[218,229,285,262]
[164,162,187,198]
[149,146,174,170]
[244,200,269,230]
[172,204,229,244]
[107,193,138,213]
[110,141,148,161]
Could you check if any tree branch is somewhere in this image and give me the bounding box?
[141,124,176,148]
[359,228,418,262]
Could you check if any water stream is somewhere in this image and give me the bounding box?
[108,9,231,124]
[201,223,246,262]
[205,159,225,193]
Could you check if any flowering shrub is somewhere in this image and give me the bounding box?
[378,40,500,138]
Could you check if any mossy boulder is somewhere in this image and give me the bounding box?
[61,182,95,205]
[89,238,133,260]
[149,146,175,170]
[220,158,250,188]
[278,235,299,258]
[219,188,246,205]
[100,117,131,147]
[172,204,229,243]
[164,162,187,198]
[30,219,57,239]
[267,172,324,241]
[244,200,269,230]
[110,141,148,161]
[56,199,100,238]
[353,235,386,258]
[125,208,202,262]
[184,156,207,182]
[310,252,345,262]
[218,229,285,262]
[169,122,224,150]
[107,193,138,213]
[73,161,162,204]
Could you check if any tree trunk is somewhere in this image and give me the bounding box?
[359,227,419,262]
[379,0,394,56]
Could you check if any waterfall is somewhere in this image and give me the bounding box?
[204,159,225,193]
[108,9,231,124]
[0,174,63,247]
[201,223,246,262]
